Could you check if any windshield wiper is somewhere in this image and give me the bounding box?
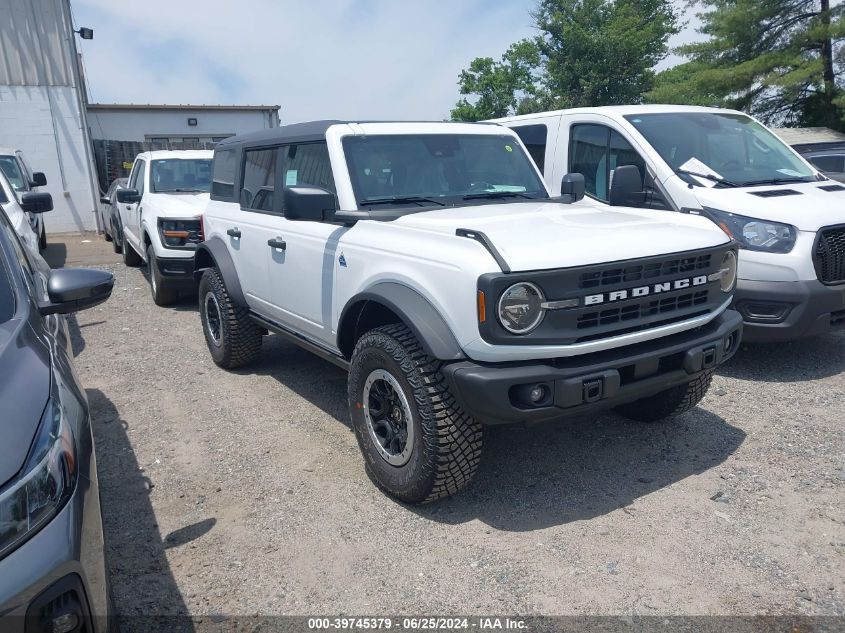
[462,191,538,201]
[677,168,740,188]
[739,177,812,187]
[161,188,207,193]
[359,196,446,207]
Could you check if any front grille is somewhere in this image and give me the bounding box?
[577,290,709,330]
[814,226,845,284]
[579,254,711,289]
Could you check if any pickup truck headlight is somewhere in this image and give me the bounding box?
[719,250,738,293]
[705,208,797,254]
[158,218,203,248]
[0,399,77,560]
[497,282,545,334]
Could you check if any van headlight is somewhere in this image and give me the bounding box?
[497,282,545,334]
[0,399,77,560]
[705,208,797,253]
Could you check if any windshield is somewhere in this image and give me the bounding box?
[624,112,816,187]
[151,159,212,193]
[342,134,547,206]
[0,156,27,192]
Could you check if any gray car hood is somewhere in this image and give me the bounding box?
[0,316,50,489]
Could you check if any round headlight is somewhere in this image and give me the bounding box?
[719,250,737,293]
[497,282,545,334]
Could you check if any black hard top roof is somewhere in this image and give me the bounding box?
[215,119,499,149]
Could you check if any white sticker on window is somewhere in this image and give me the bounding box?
[679,157,723,188]
[285,170,298,186]
[776,168,804,177]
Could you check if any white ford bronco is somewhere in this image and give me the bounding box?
[194,121,742,503]
[116,150,212,305]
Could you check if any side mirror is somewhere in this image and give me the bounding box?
[20,192,53,213]
[116,188,141,204]
[99,195,111,205]
[560,173,585,203]
[283,186,336,221]
[609,165,646,207]
[31,172,47,187]
[39,268,114,316]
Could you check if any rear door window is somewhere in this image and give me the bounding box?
[240,147,278,212]
[211,148,237,201]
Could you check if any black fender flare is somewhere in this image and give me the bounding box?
[193,236,248,307]
[339,282,465,361]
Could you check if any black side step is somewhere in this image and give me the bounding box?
[456,228,511,273]
[249,312,350,371]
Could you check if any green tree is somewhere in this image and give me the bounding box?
[450,40,542,122]
[451,0,679,121]
[649,0,845,130]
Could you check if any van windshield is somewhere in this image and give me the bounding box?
[624,112,817,187]
[342,134,548,207]
[151,159,212,193]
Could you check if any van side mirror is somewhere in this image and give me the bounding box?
[609,165,646,206]
[560,173,585,203]
[31,172,47,187]
[283,186,336,221]
[116,188,141,204]
[99,195,111,205]
[38,268,114,315]
[20,192,53,213]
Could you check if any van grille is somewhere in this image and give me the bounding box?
[814,226,845,284]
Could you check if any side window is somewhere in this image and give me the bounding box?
[240,147,277,212]
[0,213,37,294]
[569,124,610,200]
[809,155,844,172]
[134,161,146,197]
[281,143,335,194]
[609,130,647,191]
[211,148,237,201]
[0,156,27,192]
[512,124,548,173]
[15,152,34,184]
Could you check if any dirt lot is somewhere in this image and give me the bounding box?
[47,234,845,622]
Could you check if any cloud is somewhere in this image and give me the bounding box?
[74,0,538,123]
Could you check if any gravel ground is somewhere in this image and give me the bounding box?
[48,235,845,623]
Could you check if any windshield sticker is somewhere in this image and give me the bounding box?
[679,157,723,188]
[488,185,527,192]
[285,170,298,186]
[777,168,804,177]
[505,145,513,152]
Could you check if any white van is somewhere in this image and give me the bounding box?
[494,106,845,342]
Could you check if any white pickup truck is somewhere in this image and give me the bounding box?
[495,106,845,342]
[193,120,742,503]
[115,150,212,305]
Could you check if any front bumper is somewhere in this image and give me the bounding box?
[154,255,196,289]
[733,279,845,342]
[0,463,109,633]
[443,310,743,425]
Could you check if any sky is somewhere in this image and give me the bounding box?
[73,0,705,125]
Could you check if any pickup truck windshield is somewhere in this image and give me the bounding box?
[151,159,212,193]
[342,134,548,207]
[0,156,27,191]
[624,112,816,187]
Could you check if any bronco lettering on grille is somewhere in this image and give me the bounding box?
[583,275,709,306]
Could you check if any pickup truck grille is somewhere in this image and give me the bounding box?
[814,226,845,284]
[477,245,733,346]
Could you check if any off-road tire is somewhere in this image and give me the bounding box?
[348,323,483,504]
[38,224,47,250]
[614,370,714,422]
[147,244,179,306]
[198,268,263,368]
[121,237,142,267]
[111,218,122,253]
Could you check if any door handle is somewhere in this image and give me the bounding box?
[267,237,286,250]
[227,227,241,238]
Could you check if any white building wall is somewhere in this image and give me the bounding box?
[88,108,278,142]
[0,85,97,232]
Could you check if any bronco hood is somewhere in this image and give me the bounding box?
[691,181,845,232]
[394,200,730,272]
[146,191,209,218]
